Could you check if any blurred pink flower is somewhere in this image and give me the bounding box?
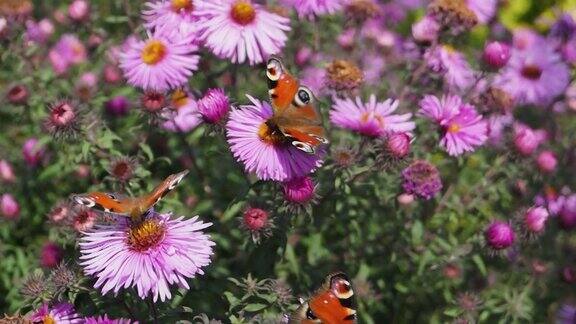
[523,206,549,234]
[162,95,202,133]
[465,0,497,24]
[48,34,87,75]
[0,160,16,183]
[40,242,63,268]
[386,132,411,158]
[282,176,316,204]
[31,303,81,323]
[486,114,512,146]
[119,31,199,91]
[105,96,131,116]
[426,45,475,92]
[559,195,576,230]
[226,95,325,181]
[197,0,290,65]
[79,212,214,302]
[419,94,487,156]
[24,19,54,44]
[68,0,90,21]
[484,221,515,250]
[22,138,46,167]
[412,15,439,44]
[536,150,557,173]
[482,41,511,69]
[143,0,202,39]
[280,0,342,19]
[331,95,415,137]
[513,123,546,156]
[0,194,19,219]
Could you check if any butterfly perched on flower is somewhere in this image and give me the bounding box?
[71,170,189,221]
[265,57,328,154]
[290,272,357,323]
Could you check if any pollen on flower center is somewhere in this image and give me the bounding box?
[141,40,167,65]
[258,121,285,145]
[171,88,189,109]
[521,64,543,80]
[230,1,256,26]
[43,315,56,324]
[171,0,193,12]
[127,219,166,251]
[447,123,460,133]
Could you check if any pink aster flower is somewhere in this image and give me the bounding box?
[196,0,290,65]
[48,34,87,75]
[79,211,214,302]
[330,95,415,138]
[162,91,202,132]
[425,45,475,92]
[84,314,136,324]
[495,37,570,105]
[119,31,199,91]
[226,95,325,181]
[465,0,497,24]
[24,18,54,44]
[419,94,487,156]
[31,303,82,323]
[280,0,343,19]
[142,0,202,38]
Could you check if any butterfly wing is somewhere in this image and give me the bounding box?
[71,192,133,215]
[266,58,328,154]
[138,169,189,211]
[290,272,357,324]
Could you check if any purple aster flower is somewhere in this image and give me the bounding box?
[425,45,475,92]
[559,194,576,230]
[482,41,511,69]
[495,36,570,105]
[226,95,325,181]
[512,123,547,156]
[556,304,576,324]
[300,66,327,97]
[280,0,343,19]
[143,0,202,39]
[465,0,497,24]
[197,88,230,124]
[486,114,512,146]
[119,31,199,91]
[484,220,515,250]
[196,0,290,65]
[419,94,487,156]
[330,95,415,137]
[84,314,136,324]
[24,18,54,44]
[401,160,443,200]
[523,206,549,234]
[162,91,202,132]
[412,15,440,44]
[79,211,215,302]
[48,34,87,75]
[31,303,82,323]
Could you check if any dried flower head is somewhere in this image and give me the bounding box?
[107,156,138,182]
[266,279,293,307]
[20,271,52,300]
[44,99,81,140]
[49,262,76,292]
[331,144,358,169]
[345,0,380,22]
[428,0,478,33]
[325,59,364,92]
[457,292,481,316]
[0,313,33,324]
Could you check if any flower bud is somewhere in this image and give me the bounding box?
[22,138,46,167]
[105,96,131,116]
[412,15,439,44]
[40,242,63,268]
[513,126,539,156]
[0,160,16,183]
[242,208,269,231]
[197,88,229,124]
[1,194,20,219]
[6,85,29,105]
[387,133,411,158]
[482,41,511,69]
[484,221,515,250]
[103,64,122,84]
[536,150,557,173]
[68,0,89,21]
[523,206,549,233]
[282,176,316,204]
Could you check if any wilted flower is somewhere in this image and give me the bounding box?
[401,160,443,200]
[536,150,557,173]
[105,96,131,116]
[80,212,214,302]
[0,0,33,17]
[119,31,199,91]
[44,99,81,139]
[6,84,29,105]
[107,156,138,182]
[482,41,511,69]
[197,88,230,124]
[428,0,477,33]
[344,0,380,22]
[50,262,76,292]
[0,160,16,183]
[196,0,290,65]
[226,95,325,181]
[478,87,515,114]
[325,59,364,92]
[20,271,51,300]
[484,221,515,251]
[31,303,82,323]
[241,207,274,243]
[40,242,63,268]
[1,193,20,219]
[22,138,46,167]
[331,144,357,169]
[68,0,89,21]
[331,95,415,137]
[523,206,549,234]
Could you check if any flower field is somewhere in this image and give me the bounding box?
[0,0,575,323]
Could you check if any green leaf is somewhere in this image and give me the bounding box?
[472,254,487,276]
[243,303,267,312]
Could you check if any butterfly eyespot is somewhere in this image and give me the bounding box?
[305,306,317,320]
[292,141,315,154]
[266,58,282,81]
[294,87,313,107]
[107,193,117,200]
[73,196,96,208]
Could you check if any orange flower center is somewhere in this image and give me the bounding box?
[141,40,167,65]
[127,219,166,251]
[258,121,285,145]
[521,64,542,80]
[43,315,55,324]
[447,123,460,133]
[360,112,384,126]
[230,1,256,26]
[171,89,189,109]
[171,0,193,12]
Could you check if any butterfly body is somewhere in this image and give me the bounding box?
[71,170,189,221]
[290,272,357,324]
[265,57,328,154]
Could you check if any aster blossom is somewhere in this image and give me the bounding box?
[142,0,202,39]
[330,95,415,137]
[280,0,343,19]
[465,0,497,24]
[226,95,325,181]
[196,0,290,65]
[162,89,202,132]
[419,94,487,156]
[84,314,136,324]
[31,302,82,323]
[119,31,199,91]
[79,211,214,302]
[425,45,475,92]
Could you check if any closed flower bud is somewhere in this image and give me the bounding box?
[197,88,230,124]
[0,160,16,183]
[241,207,273,244]
[523,206,549,233]
[482,41,511,69]
[484,221,515,250]
[536,150,557,173]
[103,64,122,84]
[141,90,166,113]
[6,84,29,105]
[105,96,131,116]
[412,15,440,44]
[22,138,46,167]
[282,176,316,204]
[1,194,20,219]
[40,242,63,268]
[68,0,89,21]
[513,126,540,156]
[387,133,411,158]
[397,193,414,205]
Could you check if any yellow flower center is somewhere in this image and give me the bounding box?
[171,0,193,12]
[258,121,285,145]
[171,88,189,109]
[447,123,460,133]
[141,40,167,65]
[230,0,256,26]
[127,219,166,252]
[43,315,55,324]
